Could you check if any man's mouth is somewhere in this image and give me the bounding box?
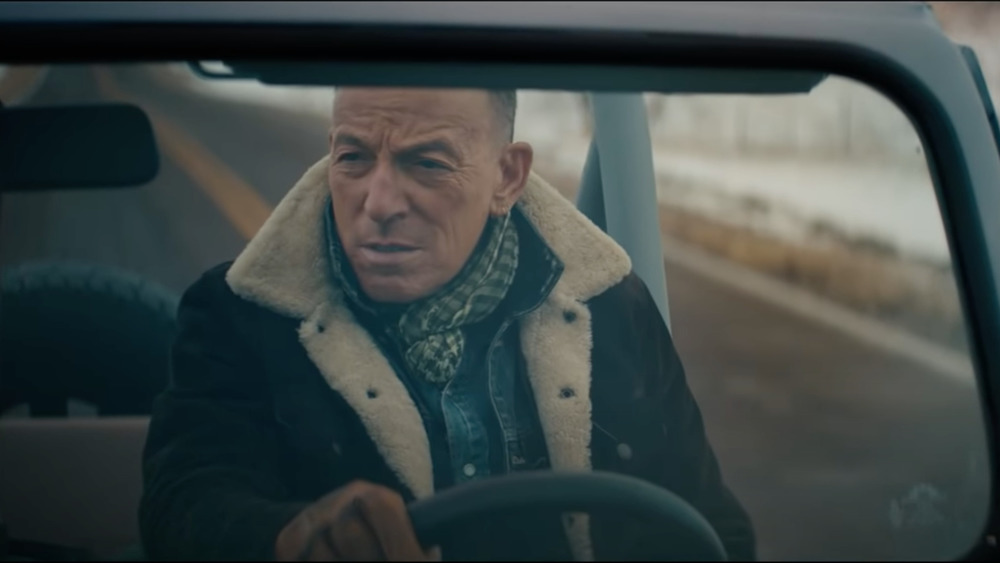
[362,243,419,253]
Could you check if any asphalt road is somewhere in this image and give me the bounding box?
[0,65,991,561]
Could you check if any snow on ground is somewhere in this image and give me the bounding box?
[652,150,947,263]
[156,61,958,265]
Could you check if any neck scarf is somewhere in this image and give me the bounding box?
[328,205,520,385]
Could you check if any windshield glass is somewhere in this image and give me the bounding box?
[0,6,995,560]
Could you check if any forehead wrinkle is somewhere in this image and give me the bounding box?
[333,90,492,150]
[332,120,481,161]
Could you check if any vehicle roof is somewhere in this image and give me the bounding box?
[0,1,941,37]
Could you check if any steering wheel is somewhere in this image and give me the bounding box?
[407,470,728,561]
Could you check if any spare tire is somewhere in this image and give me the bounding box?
[0,261,179,417]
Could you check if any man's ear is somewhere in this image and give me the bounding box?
[492,142,534,216]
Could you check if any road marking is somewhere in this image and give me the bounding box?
[91,66,273,240]
[0,66,50,106]
[661,235,977,386]
[91,64,980,386]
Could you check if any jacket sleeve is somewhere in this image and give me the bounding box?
[632,274,757,561]
[139,263,309,561]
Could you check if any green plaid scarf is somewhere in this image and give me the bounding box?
[327,204,520,385]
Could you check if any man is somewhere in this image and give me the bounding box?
[139,87,755,561]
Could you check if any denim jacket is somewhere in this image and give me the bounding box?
[324,205,563,490]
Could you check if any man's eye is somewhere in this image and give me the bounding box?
[415,159,448,171]
[337,152,364,163]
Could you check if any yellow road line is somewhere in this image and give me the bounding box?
[0,65,48,105]
[91,65,274,241]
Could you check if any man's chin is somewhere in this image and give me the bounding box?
[358,277,436,305]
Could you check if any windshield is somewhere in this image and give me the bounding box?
[0,4,996,562]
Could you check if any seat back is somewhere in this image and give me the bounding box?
[0,417,149,558]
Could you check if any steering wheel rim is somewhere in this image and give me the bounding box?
[407,470,729,561]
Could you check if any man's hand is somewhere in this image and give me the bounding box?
[275,481,439,561]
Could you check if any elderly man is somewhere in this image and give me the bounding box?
[139,87,755,561]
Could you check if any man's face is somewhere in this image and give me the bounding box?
[328,88,531,303]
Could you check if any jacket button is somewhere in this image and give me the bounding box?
[617,443,633,461]
[563,310,577,323]
[366,388,378,399]
[463,463,477,477]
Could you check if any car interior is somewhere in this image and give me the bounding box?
[1,66,815,561]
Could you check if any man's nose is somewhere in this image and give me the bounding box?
[363,161,408,226]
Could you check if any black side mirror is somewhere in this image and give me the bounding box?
[0,103,159,193]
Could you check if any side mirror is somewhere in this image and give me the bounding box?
[0,103,159,193]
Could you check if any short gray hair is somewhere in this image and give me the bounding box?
[331,88,517,143]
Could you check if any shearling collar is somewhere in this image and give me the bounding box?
[226,155,630,322]
[225,155,632,562]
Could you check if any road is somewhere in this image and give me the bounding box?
[0,65,991,561]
